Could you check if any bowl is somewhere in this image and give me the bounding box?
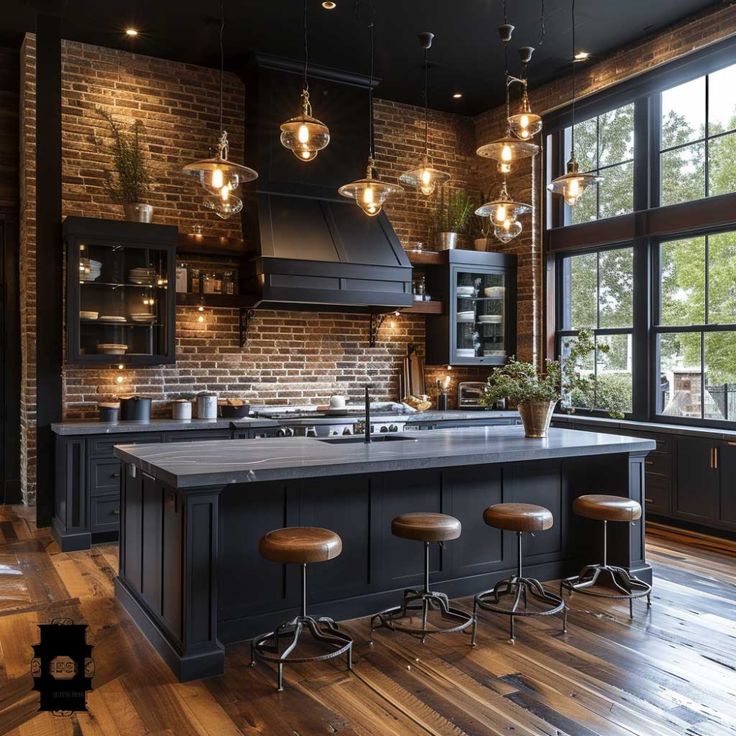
[218,401,251,418]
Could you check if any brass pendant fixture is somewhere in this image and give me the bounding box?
[182,0,257,217]
[507,44,543,140]
[279,0,330,161]
[548,0,600,206]
[339,21,400,217]
[399,32,450,196]
[475,179,531,244]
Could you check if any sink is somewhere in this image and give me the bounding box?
[317,434,417,444]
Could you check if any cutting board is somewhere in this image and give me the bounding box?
[408,350,425,397]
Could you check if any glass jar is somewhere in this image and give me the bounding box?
[189,268,201,294]
[202,272,216,294]
[223,271,235,295]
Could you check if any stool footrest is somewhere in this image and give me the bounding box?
[560,564,652,618]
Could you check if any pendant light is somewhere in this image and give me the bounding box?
[475,179,532,245]
[339,21,400,217]
[182,0,258,218]
[547,0,600,206]
[476,9,539,173]
[279,0,330,161]
[399,32,450,196]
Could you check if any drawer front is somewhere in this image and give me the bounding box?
[90,493,121,533]
[162,429,232,442]
[644,451,671,478]
[644,476,671,515]
[89,432,163,458]
[89,458,122,496]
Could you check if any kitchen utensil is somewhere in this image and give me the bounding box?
[408,349,425,397]
[196,392,218,419]
[119,395,152,421]
[218,399,251,418]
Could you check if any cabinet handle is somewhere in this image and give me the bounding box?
[110,472,121,479]
[714,447,719,470]
[645,460,655,466]
[728,441,736,447]
[111,509,120,516]
[645,497,654,503]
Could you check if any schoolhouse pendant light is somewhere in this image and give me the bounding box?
[182,0,258,217]
[280,0,331,161]
[339,21,400,217]
[548,0,600,206]
[475,179,531,244]
[399,32,450,196]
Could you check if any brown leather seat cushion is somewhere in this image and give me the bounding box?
[483,503,553,532]
[259,527,342,564]
[391,512,462,542]
[574,494,642,522]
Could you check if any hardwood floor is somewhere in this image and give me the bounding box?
[1,506,735,736]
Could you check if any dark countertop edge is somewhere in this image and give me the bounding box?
[113,432,656,490]
[552,413,736,441]
[51,417,279,435]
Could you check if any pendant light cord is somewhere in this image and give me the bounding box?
[303,0,310,92]
[538,0,546,48]
[368,18,375,161]
[423,46,429,156]
[570,0,576,156]
[218,0,225,135]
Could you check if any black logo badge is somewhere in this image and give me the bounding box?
[31,618,94,714]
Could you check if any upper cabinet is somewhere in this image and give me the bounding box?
[422,250,517,366]
[64,217,177,365]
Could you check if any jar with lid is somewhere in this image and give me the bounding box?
[189,268,201,294]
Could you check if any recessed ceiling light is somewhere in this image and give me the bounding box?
[574,50,590,61]
[125,27,139,37]
[452,92,463,99]
[322,1,336,9]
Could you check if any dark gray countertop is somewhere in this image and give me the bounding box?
[406,410,519,422]
[552,413,736,441]
[114,425,655,489]
[50,417,278,435]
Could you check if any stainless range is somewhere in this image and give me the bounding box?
[251,404,410,438]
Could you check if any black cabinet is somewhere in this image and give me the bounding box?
[63,217,177,365]
[719,442,736,527]
[674,437,719,524]
[424,250,516,366]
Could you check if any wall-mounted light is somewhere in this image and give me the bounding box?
[574,50,590,61]
[115,363,125,385]
[125,28,139,37]
[322,1,336,9]
[452,92,463,99]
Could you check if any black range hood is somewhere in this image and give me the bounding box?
[239,55,412,312]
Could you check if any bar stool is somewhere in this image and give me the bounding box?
[370,513,474,643]
[561,494,651,617]
[250,527,353,691]
[472,503,567,644]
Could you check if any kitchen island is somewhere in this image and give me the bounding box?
[114,426,655,681]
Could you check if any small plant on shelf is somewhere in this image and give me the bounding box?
[433,187,475,249]
[480,330,626,438]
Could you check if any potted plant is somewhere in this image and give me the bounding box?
[433,188,474,250]
[97,108,154,223]
[480,330,626,438]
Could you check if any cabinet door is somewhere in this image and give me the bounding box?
[718,442,736,528]
[675,437,719,522]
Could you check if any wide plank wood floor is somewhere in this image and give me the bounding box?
[1,505,735,736]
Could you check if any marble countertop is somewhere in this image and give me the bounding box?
[51,417,279,435]
[114,425,656,489]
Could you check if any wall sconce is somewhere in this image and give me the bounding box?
[114,363,125,386]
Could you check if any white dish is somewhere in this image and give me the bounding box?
[97,343,128,355]
[478,315,503,324]
[457,310,475,319]
[483,286,505,298]
[456,287,475,296]
[100,315,126,322]
[80,311,99,320]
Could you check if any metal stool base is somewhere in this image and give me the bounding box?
[251,614,352,691]
[561,563,652,617]
[370,588,474,644]
[472,575,567,643]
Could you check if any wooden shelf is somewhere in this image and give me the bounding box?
[176,293,252,309]
[406,249,445,266]
[402,300,444,315]
[177,233,252,258]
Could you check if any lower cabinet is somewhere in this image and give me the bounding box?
[720,442,736,526]
[674,437,719,524]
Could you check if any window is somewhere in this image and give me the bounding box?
[563,103,635,225]
[660,63,736,206]
[656,230,736,421]
[558,246,634,413]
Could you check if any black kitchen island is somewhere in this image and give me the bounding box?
[113,426,655,681]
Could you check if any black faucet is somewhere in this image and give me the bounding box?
[364,385,371,443]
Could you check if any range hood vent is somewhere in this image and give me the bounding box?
[239,55,412,312]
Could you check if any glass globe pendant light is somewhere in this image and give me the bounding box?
[182,0,258,216]
[475,179,531,244]
[399,32,450,196]
[339,21,400,217]
[507,44,543,140]
[548,0,600,206]
[280,0,330,162]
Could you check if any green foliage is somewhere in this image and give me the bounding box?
[433,188,475,234]
[480,330,625,418]
[97,108,152,204]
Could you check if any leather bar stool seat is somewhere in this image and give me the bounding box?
[573,495,642,523]
[371,512,473,643]
[392,512,462,542]
[251,527,352,691]
[472,502,566,643]
[483,503,553,533]
[259,527,342,565]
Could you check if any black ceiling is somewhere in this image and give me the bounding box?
[0,0,722,114]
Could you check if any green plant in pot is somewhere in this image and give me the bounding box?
[480,330,626,438]
[97,108,154,223]
[433,188,474,250]
[469,192,493,251]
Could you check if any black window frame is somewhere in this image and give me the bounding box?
[545,35,736,429]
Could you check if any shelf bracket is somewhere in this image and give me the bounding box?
[369,312,389,348]
[239,308,256,349]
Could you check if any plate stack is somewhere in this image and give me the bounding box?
[79,258,102,282]
[97,343,128,355]
[456,285,475,298]
[130,313,156,323]
[129,267,156,285]
[457,310,475,323]
[478,314,503,324]
[100,315,126,323]
[456,348,476,358]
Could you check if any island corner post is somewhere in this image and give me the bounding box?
[113,429,653,682]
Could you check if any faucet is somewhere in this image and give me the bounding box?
[364,385,371,443]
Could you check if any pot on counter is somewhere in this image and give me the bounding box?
[98,402,120,422]
[119,395,152,421]
[196,392,218,419]
[172,399,193,420]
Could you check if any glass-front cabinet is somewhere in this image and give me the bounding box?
[64,217,177,365]
[426,250,516,366]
